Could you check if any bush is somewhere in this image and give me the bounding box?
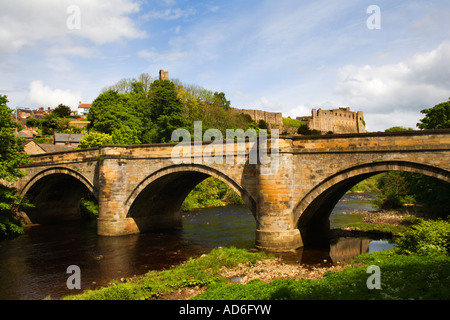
[396,219,450,256]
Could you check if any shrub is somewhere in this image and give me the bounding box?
[395,219,450,256]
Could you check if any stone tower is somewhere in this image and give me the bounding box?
[159,69,169,81]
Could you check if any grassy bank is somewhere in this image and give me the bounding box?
[62,247,271,300]
[331,210,422,238]
[61,247,450,300]
[61,216,449,301]
[194,251,449,300]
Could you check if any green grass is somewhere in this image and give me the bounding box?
[282,117,307,128]
[347,176,381,194]
[336,221,409,236]
[62,247,271,300]
[193,250,450,300]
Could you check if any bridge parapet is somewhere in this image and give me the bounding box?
[287,129,450,153]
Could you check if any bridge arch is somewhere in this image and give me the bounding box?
[124,164,256,233]
[294,160,450,246]
[21,167,96,197]
[20,167,97,224]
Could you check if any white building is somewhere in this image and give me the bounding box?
[78,102,91,116]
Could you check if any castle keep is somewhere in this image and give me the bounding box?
[297,107,366,134]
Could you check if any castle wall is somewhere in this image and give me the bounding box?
[299,107,366,134]
[231,108,284,130]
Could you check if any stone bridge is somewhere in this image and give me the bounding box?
[9,129,450,252]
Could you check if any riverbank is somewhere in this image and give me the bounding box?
[61,245,450,300]
[330,208,423,239]
[61,211,450,300]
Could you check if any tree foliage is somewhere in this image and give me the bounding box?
[84,74,256,146]
[53,104,72,118]
[417,100,450,129]
[0,95,30,239]
[0,95,30,182]
[78,131,113,148]
[374,123,450,214]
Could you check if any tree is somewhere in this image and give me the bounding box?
[148,80,188,142]
[385,126,414,132]
[417,99,450,129]
[112,126,141,145]
[78,131,113,148]
[212,91,231,110]
[0,95,30,182]
[53,104,72,118]
[0,95,31,239]
[87,90,143,137]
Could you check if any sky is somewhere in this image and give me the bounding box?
[1,0,449,132]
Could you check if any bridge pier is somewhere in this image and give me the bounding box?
[254,154,303,252]
[255,229,302,252]
[96,154,141,236]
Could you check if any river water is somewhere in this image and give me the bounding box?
[0,193,394,300]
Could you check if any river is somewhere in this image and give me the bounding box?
[0,193,394,300]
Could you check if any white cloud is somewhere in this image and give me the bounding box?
[0,0,146,56]
[27,80,83,110]
[144,7,196,20]
[138,49,187,62]
[334,41,450,113]
[47,45,99,58]
[364,110,423,133]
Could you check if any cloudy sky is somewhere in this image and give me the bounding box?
[1,0,449,132]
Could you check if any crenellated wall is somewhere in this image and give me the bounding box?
[298,107,366,134]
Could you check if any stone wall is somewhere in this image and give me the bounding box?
[297,107,366,134]
[231,108,283,130]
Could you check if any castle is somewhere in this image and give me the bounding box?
[158,69,365,134]
[232,107,366,134]
[297,107,366,134]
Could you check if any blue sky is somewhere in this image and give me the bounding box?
[1,0,449,131]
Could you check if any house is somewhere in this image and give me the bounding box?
[78,102,91,116]
[23,141,73,155]
[15,128,38,140]
[54,133,84,147]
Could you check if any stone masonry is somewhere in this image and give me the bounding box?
[297,107,366,134]
[8,129,450,252]
[231,108,284,131]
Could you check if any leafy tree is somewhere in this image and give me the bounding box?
[148,80,188,142]
[53,104,72,118]
[373,172,415,209]
[87,90,143,137]
[112,126,141,145]
[25,117,42,128]
[417,99,450,129]
[0,95,30,182]
[212,91,231,110]
[78,131,113,148]
[297,123,321,135]
[375,123,450,214]
[0,95,31,239]
[385,126,414,132]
